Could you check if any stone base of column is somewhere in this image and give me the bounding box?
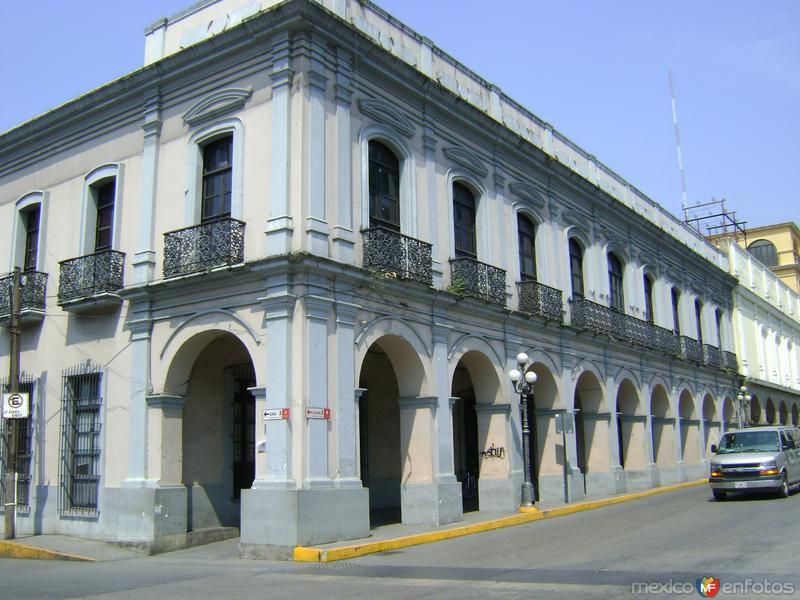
[105,485,188,553]
[536,473,568,503]
[478,477,517,512]
[584,471,619,496]
[400,481,463,526]
[239,486,369,558]
[680,462,707,481]
[567,469,587,502]
[656,464,681,485]
[623,466,659,491]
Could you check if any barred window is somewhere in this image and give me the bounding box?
[0,377,36,509]
[59,367,102,513]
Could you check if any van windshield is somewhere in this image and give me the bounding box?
[716,431,780,454]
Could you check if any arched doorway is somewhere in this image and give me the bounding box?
[529,363,560,501]
[722,397,735,433]
[358,344,403,526]
[702,394,718,458]
[766,399,776,424]
[792,404,799,426]
[616,380,647,478]
[451,362,479,512]
[779,401,788,425]
[574,371,607,495]
[357,334,427,527]
[750,396,762,425]
[175,333,256,531]
[678,390,699,466]
[651,384,677,482]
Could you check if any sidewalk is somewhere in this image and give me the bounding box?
[0,479,706,563]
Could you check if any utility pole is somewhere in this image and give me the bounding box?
[4,267,22,540]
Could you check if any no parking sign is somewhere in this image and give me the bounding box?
[2,392,29,419]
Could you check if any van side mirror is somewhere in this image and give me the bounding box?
[710,444,717,454]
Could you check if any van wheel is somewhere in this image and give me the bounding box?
[712,490,726,501]
[778,474,789,498]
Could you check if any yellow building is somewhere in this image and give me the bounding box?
[710,222,800,293]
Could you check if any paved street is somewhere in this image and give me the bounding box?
[2,486,799,599]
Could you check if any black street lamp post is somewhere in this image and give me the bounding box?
[509,352,537,508]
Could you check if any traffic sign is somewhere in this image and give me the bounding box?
[2,392,29,419]
[263,408,289,421]
[305,407,330,420]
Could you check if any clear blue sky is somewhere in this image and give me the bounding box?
[1,0,797,229]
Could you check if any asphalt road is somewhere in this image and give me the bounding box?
[2,485,799,599]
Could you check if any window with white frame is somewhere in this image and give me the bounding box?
[201,136,233,222]
[368,140,400,230]
[695,298,704,345]
[22,205,40,272]
[644,273,655,324]
[671,288,681,335]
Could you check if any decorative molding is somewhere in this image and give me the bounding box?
[183,87,252,127]
[357,98,415,139]
[509,182,546,208]
[443,146,489,179]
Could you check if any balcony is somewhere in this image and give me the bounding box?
[449,257,506,306]
[362,227,433,287]
[721,351,739,372]
[702,344,722,369]
[518,280,563,323]
[163,217,245,279]
[679,336,703,364]
[0,271,47,324]
[58,250,125,309]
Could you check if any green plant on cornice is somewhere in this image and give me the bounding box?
[447,277,466,297]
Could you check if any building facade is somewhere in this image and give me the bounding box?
[0,0,748,557]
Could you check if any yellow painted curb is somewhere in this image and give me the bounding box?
[293,479,706,563]
[0,541,96,562]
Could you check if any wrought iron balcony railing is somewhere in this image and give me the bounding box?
[569,297,623,338]
[362,227,433,286]
[449,257,506,306]
[702,344,722,369]
[518,280,564,323]
[722,351,739,372]
[163,217,245,279]
[58,250,125,304]
[0,271,47,320]
[654,325,681,356]
[679,336,703,364]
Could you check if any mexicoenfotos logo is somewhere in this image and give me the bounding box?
[696,576,721,597]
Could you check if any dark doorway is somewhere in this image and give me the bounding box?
[231,365,256,499]
[574,394,587,494]
[452,364,479,512]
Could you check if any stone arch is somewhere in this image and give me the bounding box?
[355,317,431,397]
[573,369,609,494]
[779,400,789,425]
[722,396,736,432]
[451,349,509,512]
[750,395,762,425]
[650,383,676,469]
[159,313,261,395]
[702,393,719,458]
[678,389,700,465]
[766,398,777,424]
[616,378,647,473]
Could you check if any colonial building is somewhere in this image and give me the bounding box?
[0,0,748,557]
[717,238,800,423]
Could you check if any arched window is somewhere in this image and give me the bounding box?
[671,288,681,335]
[715,308,723,347]
[517,214,536,281]
[643,274,655,324]
[695,298,704,345]
[747,239,778,267]
[368,140,400,230]
[608,253,624,311]
[453,182,477,258]
[201,136,232,222]
[569,238,584,298]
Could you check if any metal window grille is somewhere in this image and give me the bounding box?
[0,376,36,509]
[59,366,102,513]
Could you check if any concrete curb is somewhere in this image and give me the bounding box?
[0,540,97,562]
[293,479,706,562]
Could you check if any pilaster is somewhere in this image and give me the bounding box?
[133,88,162,283]
[332,47,355,263]
[305,34,330,257]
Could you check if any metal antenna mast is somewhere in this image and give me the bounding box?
[668,69,689,213]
